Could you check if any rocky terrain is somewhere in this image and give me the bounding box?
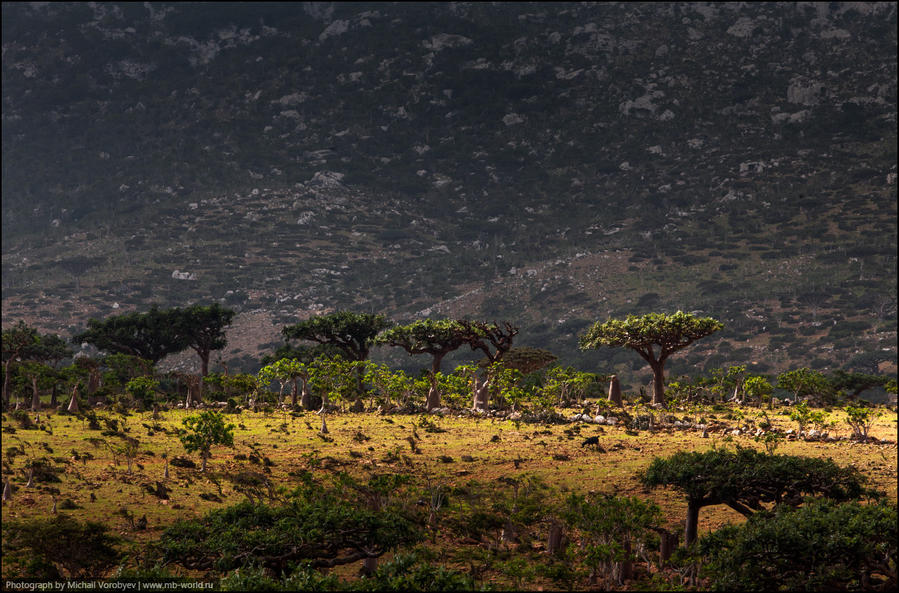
[2,2,896,384]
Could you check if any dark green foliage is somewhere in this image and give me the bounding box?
[828,370,890,400]
[563,493,662,586]
[219,563,341,591]
[700,499,897,591]
[641,446,873,545]
[283,312,391,362]
[260,342,343,366]
[178,410,235,471]
[157,477,421,577]
[777,367,838,404]
[73,305,189,364]
[358,550,477,591]
[217,549,475,591]
[376,319,472,376]
[580,312,723,405]
[172,303,235,376]
[3,322,71,408]
[2,514,120,578]
[72,304,233,376]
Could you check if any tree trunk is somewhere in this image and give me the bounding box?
[618,540,633,583]
[201,454,208,472]
[291,378,299,407]
[471,376,482,411]
[362,556,378,576]
[320,414,329,434]
[659,529,678,568]
[30,376,41,411]
[2,359,13,409]
[608,375,623,406]
[87,370,100,395]
[472,376,490,411]
[50,383,58,408]
[650,361,666,406]
[685,499,701,546]
[501,520,518,544]
[300,378,311,410]
[431,352,446,376]
[67,386,80,414]
[547,521,565,556]
[426,385,440,411]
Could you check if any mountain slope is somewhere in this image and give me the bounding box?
[2,2,896,384]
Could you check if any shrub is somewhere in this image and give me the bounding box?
[157,477,420,577]
[700,499,897,591]
[844,404,881,442]
[641,446,872,546]
[2,515,120,578]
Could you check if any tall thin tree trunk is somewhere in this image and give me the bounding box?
[650,361,666,406]
[547,521,565,556]
[685,500,701,546]
[300,378,311,410]
[30,376,41,411]
[363,556,378,575]
[659,529,678,568]
[2,359,12,409]
[618,539,633,583]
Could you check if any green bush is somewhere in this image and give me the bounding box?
[2,515,120,578]
[157,476,421,578]
[700,499,897,591]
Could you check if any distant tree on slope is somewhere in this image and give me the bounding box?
[580,311,723,406]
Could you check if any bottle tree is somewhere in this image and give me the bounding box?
[579,311,723,406]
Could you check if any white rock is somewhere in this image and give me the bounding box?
[503,113,525,126]
[423,33,473,51]
[727,17,756,38]
[319,19,349,41]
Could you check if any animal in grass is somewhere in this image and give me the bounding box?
[580,436,605,451]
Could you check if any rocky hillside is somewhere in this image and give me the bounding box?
[2,2,896,385]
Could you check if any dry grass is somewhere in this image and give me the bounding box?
[2,403,896,583]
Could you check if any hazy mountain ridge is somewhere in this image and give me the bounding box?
[2,2,896,382]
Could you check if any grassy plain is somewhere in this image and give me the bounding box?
[2,403,896,585]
